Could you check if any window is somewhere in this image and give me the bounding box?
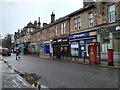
[88,13,93,27]
[71,42,79,56]
[61,23,64,35]
[31,28,33,32]
[108,4,116,23]
[28,28,31,33]
[73,18,77,31]
[55,26,58,36]
[77,17,81,30]
[63,23,66,34]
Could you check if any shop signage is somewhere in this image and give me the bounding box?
[69,32,89,39]
[57,39,62,42]
[44,41,50,44]
[90,31,97,36]
[116,26,120,31]
[53,38,68,44]
[62,39,68,42]
[98,28,109,34]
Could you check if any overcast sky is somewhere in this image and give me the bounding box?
[0,0,84,38]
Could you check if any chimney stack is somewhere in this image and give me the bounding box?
[83,0,94,7]
[43,23,47,27]
[18,29,20,33]
[51,12,55,23]
[34,20,37,28]
[38,17,41,28]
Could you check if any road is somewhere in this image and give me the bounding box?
[3,54,119,88]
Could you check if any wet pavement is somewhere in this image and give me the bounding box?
[2,54,119,88]
[0,58,37,89]
[1,55,50,90]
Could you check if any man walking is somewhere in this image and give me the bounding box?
[16,44,20,60]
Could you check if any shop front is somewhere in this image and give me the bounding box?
[43,40,50,55]
[69,30,97,58]
[30,42,38,55]
[19,42,25,54]
[52,37,69,58]
[97,25,120,61]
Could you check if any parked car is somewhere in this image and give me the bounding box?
[2,48,11,56]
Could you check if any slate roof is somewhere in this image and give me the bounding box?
[31,2,96,34]
[25,21,36,28]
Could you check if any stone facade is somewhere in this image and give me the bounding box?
[14,1,120,60]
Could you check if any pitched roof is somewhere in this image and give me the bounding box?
[31,2,96,34]
[68,2,96,16]
[25,21,35,28]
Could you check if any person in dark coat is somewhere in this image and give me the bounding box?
[16,44,21,60]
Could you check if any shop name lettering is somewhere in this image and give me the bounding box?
[116,26,120,30]
[58,39,62,42]
[99,28,109,33]
[57,39,68,42]
[73,34,85,38]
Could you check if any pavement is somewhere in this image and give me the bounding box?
[0,56,37,90]
[39,54,120,69]
[1,55,51,90]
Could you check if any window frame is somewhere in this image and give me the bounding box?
[108,4,116,23]
[73,18,77,31]
[61,23,64,35]
[77,17,81,30]
[63,22,66,34]
[88,13,93,27]
[55,26,58,36]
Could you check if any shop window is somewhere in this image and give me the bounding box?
[113,33,120,52]
[101,34,110,53]
[61,46,68,56]
[71,42,79,56]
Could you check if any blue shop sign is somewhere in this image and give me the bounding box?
[69,32,89,40]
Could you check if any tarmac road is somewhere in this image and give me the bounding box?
[3,54,119,88]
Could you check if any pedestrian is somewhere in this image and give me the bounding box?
[16,44,21,60]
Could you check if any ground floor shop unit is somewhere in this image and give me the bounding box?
[97,24,120,61]
[19,43,25,54]
[52,37,69,59]
[31,40,50,56]
[18,42,30,55]
[69,30,97,58]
